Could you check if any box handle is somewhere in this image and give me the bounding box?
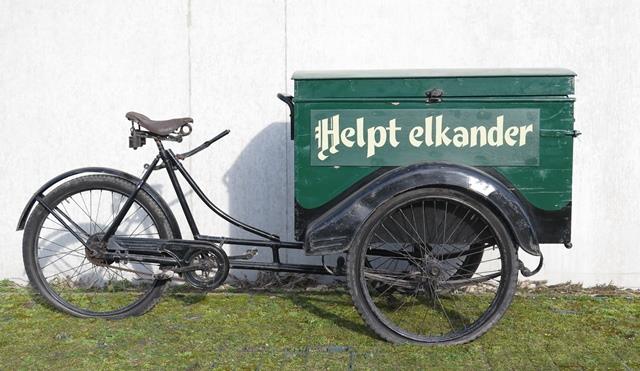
[425,89,444,103]
[540,129,582,138]
[277,93,295,140]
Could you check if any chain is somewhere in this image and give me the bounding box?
[94,262,185,281]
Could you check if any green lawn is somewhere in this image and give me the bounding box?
[0,280,638,370]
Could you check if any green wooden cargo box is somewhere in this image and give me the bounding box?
[291,69,576,256]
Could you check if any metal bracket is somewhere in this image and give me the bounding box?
[129,127,147,150]
[518,254,544,278]
[321,255,346,275]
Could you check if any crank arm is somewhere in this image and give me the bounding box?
[227,248,258,260]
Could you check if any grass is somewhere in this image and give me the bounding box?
[0,280,638,370]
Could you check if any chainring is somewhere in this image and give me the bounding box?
[182,245,229,290]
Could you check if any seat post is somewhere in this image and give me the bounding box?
[154,137,165,152]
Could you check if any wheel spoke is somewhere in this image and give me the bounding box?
[69,195,103,234]
[38,246,85,260]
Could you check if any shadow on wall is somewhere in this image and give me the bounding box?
[222,121,328,279]
[222,122,296,271]
[223,122,336,279]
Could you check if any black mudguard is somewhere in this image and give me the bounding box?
[16,167,182,239]
[304,162,540,256]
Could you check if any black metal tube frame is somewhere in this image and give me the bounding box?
[96,135,329,274]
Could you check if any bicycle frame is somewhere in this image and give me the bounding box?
[95,137,330,275]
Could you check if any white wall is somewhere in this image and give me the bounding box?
[1,0,639,287]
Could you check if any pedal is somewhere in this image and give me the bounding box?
[228,248,258,261]
[153,270,175,280]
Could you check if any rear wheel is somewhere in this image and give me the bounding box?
[22,175,175,318]
[346,188,518,344]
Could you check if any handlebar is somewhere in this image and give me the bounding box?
[146,129,230,170]
[176,129,230,160]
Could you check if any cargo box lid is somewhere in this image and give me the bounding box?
[293,68,575,100]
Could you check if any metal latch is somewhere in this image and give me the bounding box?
[425,89,444,103]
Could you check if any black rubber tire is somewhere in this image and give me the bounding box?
[22,175,175,319]
[346,187,518,345]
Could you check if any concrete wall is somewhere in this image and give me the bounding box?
[1,0,639,287]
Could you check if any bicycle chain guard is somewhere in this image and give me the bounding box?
[107,237,230,289]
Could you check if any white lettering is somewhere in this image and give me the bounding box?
[312,113,536,161]
[435,115,451,147]
[387,119,401,147]
[367,126,387,158]
[409,126,424,147]
[329,115,340,154]
[453,127,469,147]
[504,126,519,146]
[487,115,504,146]
[425,116,434,146]
[356,117,366,147]
[341,127,355,147]
[519,124,534,146]
[314,118,329,160]
[470,126,487,147]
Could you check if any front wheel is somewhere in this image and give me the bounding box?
[346,188,518,345]
[22,175,176,318]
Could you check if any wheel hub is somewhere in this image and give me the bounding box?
[423,259,445,281]
[413,260,446,295]
[84,233,112,265]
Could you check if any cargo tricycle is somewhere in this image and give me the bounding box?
[18,69,578,344]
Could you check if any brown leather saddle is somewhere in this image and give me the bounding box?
[126,111,193,136]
